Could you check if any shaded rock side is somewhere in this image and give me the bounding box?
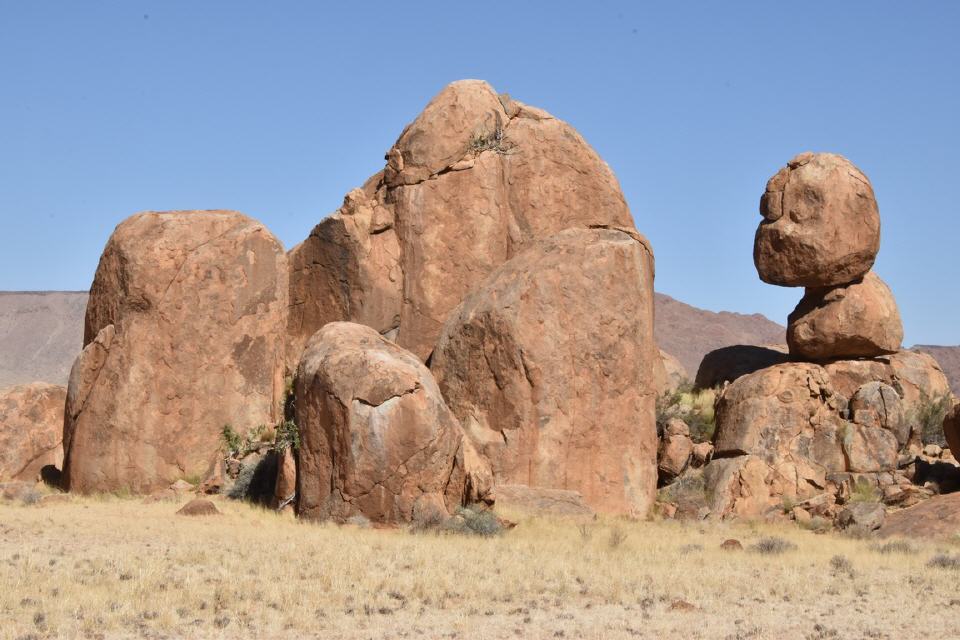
[295,322,486,524]
[694,344,789,390]
[63,210,288,494]
[431,227,658,516]
[944,402,960,460]
[0,382,65,482]
[754,152,880,287]
[288,80,634,363]
[787,271,902,360]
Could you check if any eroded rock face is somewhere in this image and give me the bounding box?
[295,322,485,524]
[431,228,658,516]
[0,383,65,482]
[63,211,288,494]
[707,362,906,517]
[754,152,880,287]
[787,272,902,360]
[288,80,635,362]
[654,349,689,397]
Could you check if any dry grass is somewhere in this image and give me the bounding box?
[0,496,957,639]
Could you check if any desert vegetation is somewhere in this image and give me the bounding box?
[2,496,960,640]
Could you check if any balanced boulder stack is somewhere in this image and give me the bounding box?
[699,152,951,519]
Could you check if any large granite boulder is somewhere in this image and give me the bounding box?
[288,80,635,363]
[787,272,902,360]
[63,211,288,494]
[754,152,880,287]
[295,322,488,524]
[431,227,658,516]
[694,344,789,390]
[0,382,65,482]
[654,349,689,397]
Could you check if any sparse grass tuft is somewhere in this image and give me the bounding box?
[829,554,855,578]
[927,553,960,570]
[849,479,881,504]
[750,537,797,555]
[871,540,917,555]
[607,526,628,550]
[913,391,954,446]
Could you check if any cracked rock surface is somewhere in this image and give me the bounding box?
[431,227,658,517]
[295,322,487,524]
[63,210,288,494]
[754,152,880,288]
[786,271,903,360]
[0,382,65,482]
[287,80,635,364]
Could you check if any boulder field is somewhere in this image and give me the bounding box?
[2,84,955,536]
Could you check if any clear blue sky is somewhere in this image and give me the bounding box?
[2,2,957,346]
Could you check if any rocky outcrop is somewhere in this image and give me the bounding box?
[654,349,689,396]
[754,152,880,287]
[705,362,909,517]
[62,211,288,494]
[694,344,788,390]
[878,492,960,540]
[295,322,488,524]
[944,402,960,460]
[431,227,658,516]
[787,272,902,360]
[0,382,65,482]
[287,80,635,363]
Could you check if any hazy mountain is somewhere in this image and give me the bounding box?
[913,345,960,396]
[0,291,87,390]
[653,292,785,378]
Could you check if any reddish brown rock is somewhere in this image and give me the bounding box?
[754,152,880,287]
[176,498,221,516]
[658,432,694,482]
[288,80,635,362]
[849,382,908,447]
[272,447,297,510]
[787,272,903,360]
[694,344,789,390]
[654,349,689,397]
[707,362,904,518]
[431,227,658,516]
[286,181,402,366]
[0,382,65,482]
[944,402,960,460]
[877,491,960,540]
[493,484,594,518]
[63,211,288,494]
[295,322,484,524]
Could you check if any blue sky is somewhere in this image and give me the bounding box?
[1,2,957,345]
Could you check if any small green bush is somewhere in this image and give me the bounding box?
[274,419,300,452]
[849,479,880,504]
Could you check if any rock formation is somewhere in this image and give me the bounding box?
[288,80,634,364]
[0,382,65,482]
[431,227,658,516]
[62,211,288,494]
[694,344,788,390]
[295,322,489,524]
[654,349,689,397]
[754,152,880,288]
[787,272,903,360]
[944,402,960,460]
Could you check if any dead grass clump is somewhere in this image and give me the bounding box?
[927,553,960,570]
[749,537,797,555]
[607,526,628,550]
[871,540,917,555]
[829,555,855,578]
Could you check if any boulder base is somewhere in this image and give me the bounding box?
[432,227,658,516]
[0,383,65,482]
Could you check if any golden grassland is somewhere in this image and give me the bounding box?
[1,495,958,640]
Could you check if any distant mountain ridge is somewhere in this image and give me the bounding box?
[1,290,957,397]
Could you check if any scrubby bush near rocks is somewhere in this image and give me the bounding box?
[749,537,797,555]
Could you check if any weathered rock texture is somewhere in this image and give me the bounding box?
[62,211,288,494]
[288,80,634,363]
[0,382,65,481]
[944,402,960,459]
[878,491,960,540]
[754,152,880,288]
[431,228,658,516]
[706,362,906,517]
[694,344,789,390]
[295,322,487,524]
[654,349,689,397]
[787,272,902,360]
